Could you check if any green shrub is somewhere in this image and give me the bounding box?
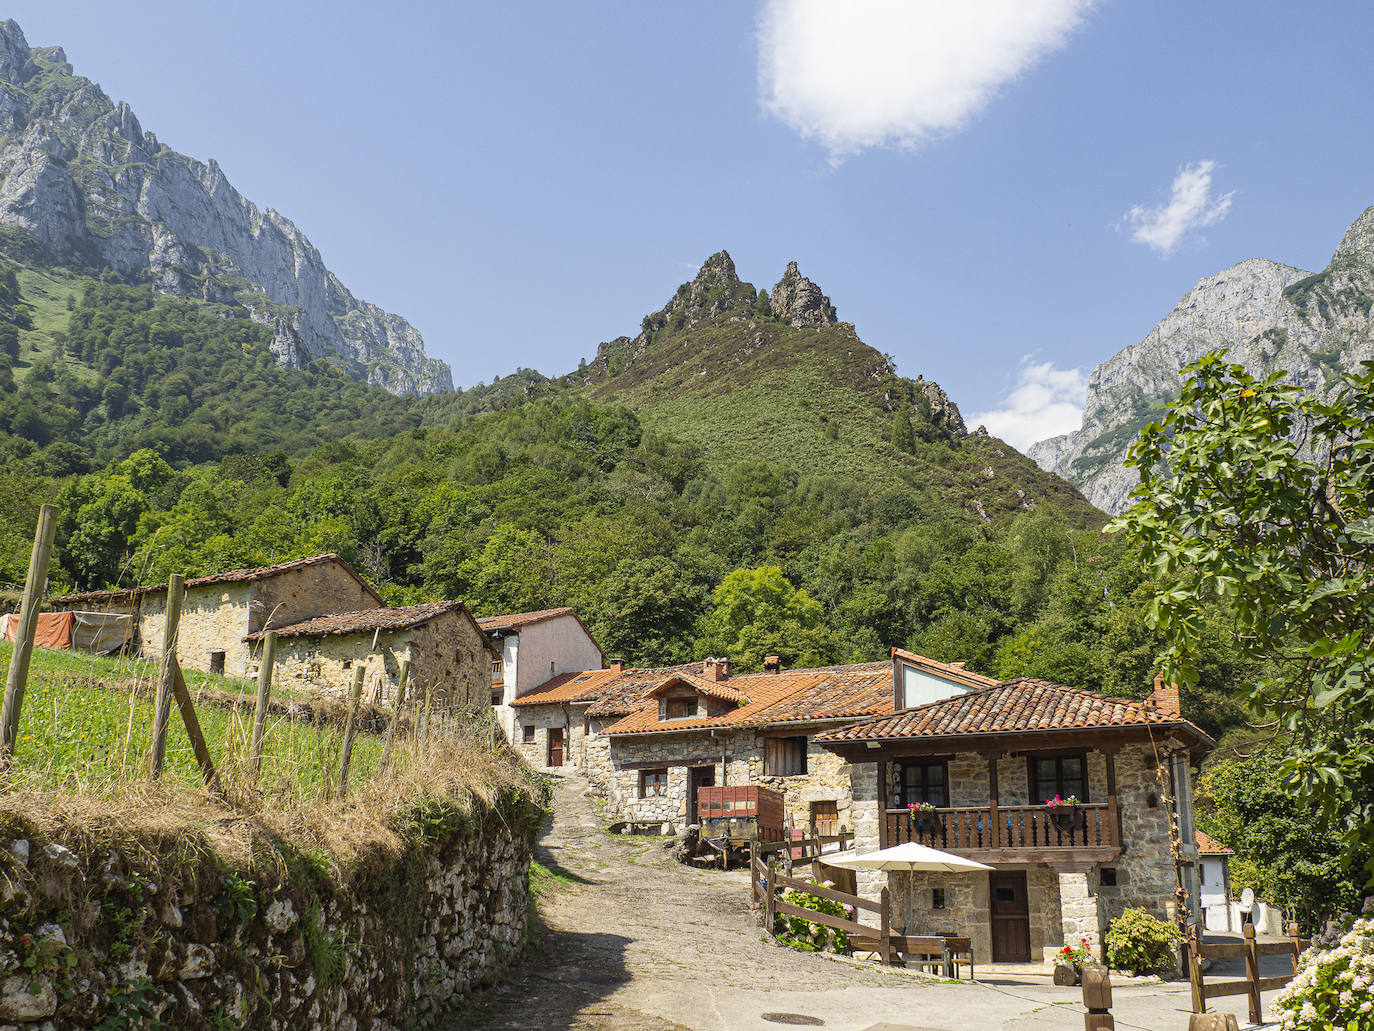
[1274,899,1374,1031]
[1104,908,1181,974]
[773,881,852,953]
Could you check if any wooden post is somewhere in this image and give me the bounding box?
[987,752,1000,848]
[378,659,410,771]
[0,503,57,769]
[750,840,759,908]
[879,885,891,966]
[765,862,777,934]
[1243,922,1262,1026]
[171,666,219,792]
[421,674,434,746]
[1288,921,1302,976]
[1081,965,1114,1031]
[249,630,276,777]
[337,665,366,797]
[149,573,185,778]
[1189,923,1207,1013]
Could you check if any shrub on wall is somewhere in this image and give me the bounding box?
[1104,908,1182,975]
[1275,899,1374,1031]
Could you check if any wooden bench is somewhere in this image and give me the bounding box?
[850,934,974,979]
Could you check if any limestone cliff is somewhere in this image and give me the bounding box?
[1029,207,1374,514]
[0,20,451,394]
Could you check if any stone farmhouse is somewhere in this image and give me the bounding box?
[52,554,384,678]
[814,665,1212,966]
[243,600,493,709]
[52,554,496,707]
[477,607,604,743]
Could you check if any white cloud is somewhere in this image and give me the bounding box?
[1122,161,1235,257]
[756,0,1094,158]
[969,359,1087,451]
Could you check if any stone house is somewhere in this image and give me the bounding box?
[242,600,495,709]
[476,607,604,743]
[51,554,384,678]
[814,674,1212,967]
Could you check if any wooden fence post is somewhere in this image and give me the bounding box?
[0,503,57,770]
[378,659,410,771]
[1288,921,1303,976]
[421,674,434,746]
[879,885,891,965]
[337,665,366,797]
[1082,965,1114,1031]
[765,862,777,934]
[1189,923,1207,1013]
[171,666,219,792]
[249,630,276,777]
[149,573,185,778]
[1243,922,1262,1026]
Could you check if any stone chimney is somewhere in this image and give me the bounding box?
[1150,673,1181,719]
[608,658,625,673]
[950,661,966,669]
[704,657,731,682]
[764,655,781,674]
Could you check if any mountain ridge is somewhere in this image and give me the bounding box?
[1029,206,1374,514]
[0,19,451,395]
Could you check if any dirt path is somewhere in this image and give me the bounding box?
[445,772,1263,1031]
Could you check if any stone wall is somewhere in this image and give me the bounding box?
[511,703,572,769]
[405,613,490,710]
[138,584,254,679]
[262,628,413,702]
[0,794,542,1029]
[253,564,379,637]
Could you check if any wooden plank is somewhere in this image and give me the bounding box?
[249,630,276,777]
[772,900,872,938]
[149,573,185,778]
[1201,980,1253,1000]
[1253,942,1300,956]
[1255,975,1296,992]
[1244,923,1263,1025]
[0,503,57,770]
[1199,943,1246,959]
[170,665,220,792]
[772,873,883,913]
[337,665,366,797]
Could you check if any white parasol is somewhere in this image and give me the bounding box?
[825,842,994,935]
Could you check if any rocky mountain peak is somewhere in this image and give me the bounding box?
[770,260,838,328]
[0,20,35,83]
[1331,205,1374,266]
[638,250,757,338]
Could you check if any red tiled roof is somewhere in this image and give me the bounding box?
[245,601,468,640]
[892,647,1002,689]
[585,662,708,717]
[509,667,623,707]
[475,607,577,632]
[1195,830,1234,856]
[815,677,1209,744]
[604,661,893,736]
[648,672,747,704]
[53,554,383,606]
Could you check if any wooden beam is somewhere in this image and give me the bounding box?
[249,630,276,778]
[171,664,220,792]
[149,573,185,778]
[0,503,57,770]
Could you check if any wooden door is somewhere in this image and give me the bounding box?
[990,871,1031,962]
[547,727,564,767]
[688,765,715,823]
[812,800,839,838]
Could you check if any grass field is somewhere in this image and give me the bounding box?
[1,641,383,800]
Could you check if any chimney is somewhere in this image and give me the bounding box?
[764,655,781,674]
[608,658,625,673]
[1150,673,1181,719]
[704,657,730,682]
[950,661,966,669]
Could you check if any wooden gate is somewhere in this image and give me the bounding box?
[1188,922,1309,1025]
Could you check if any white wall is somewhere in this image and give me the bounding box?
[1201,856,1232,931]
[491,614,601,743]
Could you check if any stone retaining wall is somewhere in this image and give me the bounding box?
[0,793,542,1029]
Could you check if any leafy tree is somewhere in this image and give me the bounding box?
[0,324,17,361]
[699,566,836,671]
[1112,353,1374,882]
[589,556,706,666]
[892,409,916,454]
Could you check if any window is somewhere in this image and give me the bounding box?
[1100,868,1118,887]
[932,888,947,909]
[764,737,808,776]
[665,696,696,720]
[342,659,352,671]
[491,658,504,683]
[209,651,225,675]
[640,768,667,797]
[1030,754,1089,804]
[893,760,948,808]
[522,725,535,744]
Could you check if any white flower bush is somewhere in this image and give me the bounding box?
[1276,900,1374,1031]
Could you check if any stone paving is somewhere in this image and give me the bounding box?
[445,771,1285,1031]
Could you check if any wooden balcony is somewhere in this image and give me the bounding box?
[883,802,1121,865]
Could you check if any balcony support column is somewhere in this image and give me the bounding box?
[985,751,1000,849]
[1104,748,1121,847]
[1053,864,1104,962]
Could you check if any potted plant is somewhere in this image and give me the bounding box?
[1054,937,1094,985]
[907,801,936,840]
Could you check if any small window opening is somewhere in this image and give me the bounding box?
[522,725,535,744]
[1100,868,1118,887]
[932,888,947,909]
[640,768,668,797]
[342,659,352,671]
[209,651,225,675]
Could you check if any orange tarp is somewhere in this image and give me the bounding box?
[2,610,74,649]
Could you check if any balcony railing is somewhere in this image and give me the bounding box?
[884,801,1118,853]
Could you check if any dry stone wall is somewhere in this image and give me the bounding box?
[0,794,542,1029]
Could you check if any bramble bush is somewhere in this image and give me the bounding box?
[1104,908,1182,974]
[773,881,853,953]
[1275,898,1374,1030]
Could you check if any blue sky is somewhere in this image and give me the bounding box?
[10,2,1374,447]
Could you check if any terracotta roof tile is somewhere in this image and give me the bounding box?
[475,607,577,632]
[53,554,384,606]
[509,667,623,707]
[585,662,708,717]
[1195,830,1234,856]
[815,677,1207,743]
[245,601,468,640]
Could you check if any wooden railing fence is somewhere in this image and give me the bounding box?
[1187,922,1308,1026]
[886,801,1118,851]
[750,844,893,964]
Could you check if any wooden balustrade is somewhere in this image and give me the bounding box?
[883,802,1118,853]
